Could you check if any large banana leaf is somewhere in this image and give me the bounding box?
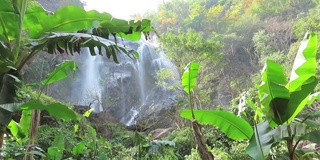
[287,33,317,92]
[286,76,317,123]
[284,33,318,123]
[246,121,275,160]
[19,100,78,121]
[181,62,200,94]
[0,0,18,42]
[259,60,290,125]
[23,5,152,40]
[181,110,253,140]
[28,32,136,66]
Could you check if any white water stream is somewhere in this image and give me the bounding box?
[71,40,180,126]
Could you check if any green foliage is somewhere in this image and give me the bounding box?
[161,28,223,108]
[252,30,288,66]
[259,60,290,125]
[106,123,136,148]
[246,121,275,159]
[185,147,229,160]
[162,29,222,71]
[83,108,94,118]
[181,110,253,140]
[41,60,77,86]
[31,32,137,63]
[257,33,318,126]
[37,117,113,159]
[253,30,275,56]
[155,68,176,89]
[294,4,320,37]
[0,138,45,159]
[181,62,200,95]
[247,32,319,159]
[139,139,177,160]
[179,32,320,160]
[287,33,317,92]
[165,127,195,158]
[181,62,253,143]
[90,123,178,159]
[47,133,65,159]
[23,6,152,40]
[19,100,78,121]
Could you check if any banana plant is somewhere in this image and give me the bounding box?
[180,62,214,160]
[180,62,253,140]
[247,32,320,160]
[180,62,254,159]
[0,0,153,149]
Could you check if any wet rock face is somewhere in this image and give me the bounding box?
[68,40,182,128]
[34,0,182,128]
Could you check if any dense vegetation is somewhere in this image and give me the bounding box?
[1,0,320,159]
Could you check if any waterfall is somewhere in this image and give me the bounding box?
[71,48,103,112]
[71,39,180,126]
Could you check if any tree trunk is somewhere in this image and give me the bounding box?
[0,126,5,148]
[287,138,295,160]
[192,120,214,160]
[24,110,41,160]
[28,110,41,144]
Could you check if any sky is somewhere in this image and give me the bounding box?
[82,0,164,20]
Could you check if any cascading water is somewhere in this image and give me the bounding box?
[70,39,180,126]
[71,48,103,112]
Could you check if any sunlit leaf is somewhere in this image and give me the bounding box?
[181,62,200,94]
[181,110,253,140]
[287,33,317,92]
[41,60,77,86]
[20,110,32,137]
[8,120,20,138]
[259,60,289,125]
[83,108,94,118]
[24,5,153,40]
[74,124,79,133]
